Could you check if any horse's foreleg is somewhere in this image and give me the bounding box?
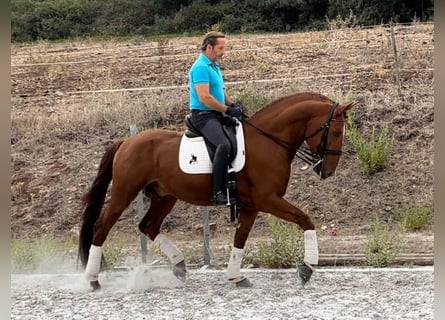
[227,209,258,287]
[257,196,318,285]
[138,196,186,281]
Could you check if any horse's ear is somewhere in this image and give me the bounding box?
[335,101,357,117]
[346,101,357,111]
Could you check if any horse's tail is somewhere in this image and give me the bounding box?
[78,140,124,268]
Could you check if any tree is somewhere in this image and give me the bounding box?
[327,0,434,25]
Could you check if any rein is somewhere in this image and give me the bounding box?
[242,117,290,150]
[242,101,342,166]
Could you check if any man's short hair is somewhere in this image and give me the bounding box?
[201,31,226,51]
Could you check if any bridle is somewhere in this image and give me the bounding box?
[298,102,345,167]
[243,102,345,167]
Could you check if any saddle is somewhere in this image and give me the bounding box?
[184,115,238,164]
[184,115,241,224]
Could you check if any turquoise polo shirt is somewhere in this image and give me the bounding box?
[189,53,225,110]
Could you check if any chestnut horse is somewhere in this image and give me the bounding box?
[78,91,355,290]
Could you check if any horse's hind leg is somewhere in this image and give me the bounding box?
[138,195,186,281]
[85,184,141,289]
[226,208,258,287]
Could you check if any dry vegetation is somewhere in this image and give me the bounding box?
[11,23,434,258]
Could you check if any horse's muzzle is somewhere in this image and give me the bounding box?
[313,161,333,179]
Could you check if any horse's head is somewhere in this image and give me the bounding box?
[303,101,356,179]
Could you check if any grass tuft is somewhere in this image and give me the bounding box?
[395,204,431,231]
[364,217,405,267]
[347,111,394,174]
[11,235,76,273]
[244,215,304,268]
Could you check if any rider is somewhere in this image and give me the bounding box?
[188,31,243,206]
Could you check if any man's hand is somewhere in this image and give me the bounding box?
[226,103,243,119]
[230,103,243,109]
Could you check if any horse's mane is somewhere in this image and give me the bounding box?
[251,91,334,118]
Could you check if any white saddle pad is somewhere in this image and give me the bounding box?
[179,121,246,174]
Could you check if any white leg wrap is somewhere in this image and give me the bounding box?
[226,247,244,280]
[154,234,184,265]
[85,245,102,281]
[303,230,319,265]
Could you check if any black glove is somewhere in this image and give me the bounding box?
[226,103,243,119]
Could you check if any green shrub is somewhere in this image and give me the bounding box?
[11,234,127,272]
[395,204,431,231]
[11,239,39,272]
[244,215,304,268]
[102,234,127,269]
[347,114,394,174]
[236,86,272,115]
[364,218,405,267]
[11,235,76,273]
[326,10,359,30]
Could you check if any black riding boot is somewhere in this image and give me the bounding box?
[211,144,230,205]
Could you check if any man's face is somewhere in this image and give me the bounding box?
[209,38,227,62]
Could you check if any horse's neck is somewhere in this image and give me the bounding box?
[251,100,315,143]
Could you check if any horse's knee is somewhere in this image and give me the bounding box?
[300,216,315,231]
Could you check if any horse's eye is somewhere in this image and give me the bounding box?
[332,131,342,137]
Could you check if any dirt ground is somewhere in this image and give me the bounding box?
[11,267,434,319]
[10,23,434,260]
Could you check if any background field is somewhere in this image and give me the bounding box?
[10,23,434,264]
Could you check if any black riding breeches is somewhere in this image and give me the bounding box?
[189,110,231,152]
[189,110,231,192]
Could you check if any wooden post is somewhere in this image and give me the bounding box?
[390,22,402,96]
[202,207,211,265]
[129,124,148,263]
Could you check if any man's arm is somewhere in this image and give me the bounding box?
[224,92,233,107]
[195,83,229,112]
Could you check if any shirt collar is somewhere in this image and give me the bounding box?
[200,53,219,68]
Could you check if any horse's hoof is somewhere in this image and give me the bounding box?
[173,261,187,282]
[229,276,253,288]
[298,262,314,286]
[236,277,253,288]
[90,280,101,291]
